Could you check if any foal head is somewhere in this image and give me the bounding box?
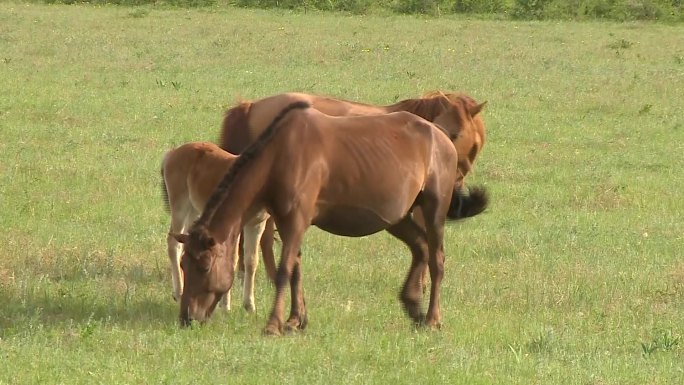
[173,227,236,326]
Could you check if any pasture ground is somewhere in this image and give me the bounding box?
[0,3,683,384]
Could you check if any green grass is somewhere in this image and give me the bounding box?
[1,2,683,384]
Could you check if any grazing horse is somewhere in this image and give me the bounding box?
[173,101,488,335]
[219,91,487,286]
[160,142,276,312]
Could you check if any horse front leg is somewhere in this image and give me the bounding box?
[263,216,307,336]
[285,250,307,332]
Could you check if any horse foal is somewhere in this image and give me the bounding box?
[160,142,272,312]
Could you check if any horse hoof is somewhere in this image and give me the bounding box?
[243,302,256,313]
[411,313,427,326]
[283,320,303,335]
[298,314,308,330]
[262,325,281,337]
[422,319,442,330]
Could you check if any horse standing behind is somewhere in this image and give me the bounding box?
[160,142,276,312]
[173,101,488,335]
[219,91,488,285]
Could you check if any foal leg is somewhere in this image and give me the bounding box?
[167,208,192,302]
[166,230,184,302]
[387,215,430,325]
[242,219,267,313]
[219,234,241,312]
[237,230,246,281]
[259,217,278,283]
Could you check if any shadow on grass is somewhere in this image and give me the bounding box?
[0,256,275,336]
[0,291,179,334]
[0,264,182,333]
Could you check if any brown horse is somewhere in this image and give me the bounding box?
[220,91,487,284]
[173,101,488,335]
[160,142,276,311]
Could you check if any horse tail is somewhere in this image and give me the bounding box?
[446,185,488,220]
[160,158,170,213]
[198,101,311,226]
[219,101,252,154]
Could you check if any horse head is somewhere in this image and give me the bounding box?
[173,226,236,326]
[419,92,487,182]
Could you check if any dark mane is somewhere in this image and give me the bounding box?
[434,91,486,117]
[390,91,470,120]
[195,101,311,227]
[392,96,447,121]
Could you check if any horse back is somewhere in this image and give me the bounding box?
[219,93,388,154]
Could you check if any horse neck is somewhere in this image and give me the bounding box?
[203,153,273,243]
[385,98,439,121]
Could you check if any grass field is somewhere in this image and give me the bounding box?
[1,2,683,384]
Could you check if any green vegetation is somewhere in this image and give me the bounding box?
[31,0,684,21]
[1,2,683,384]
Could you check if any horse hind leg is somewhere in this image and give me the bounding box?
[411,208,430,294]
[420,196,448,329]
[387,215,430,325]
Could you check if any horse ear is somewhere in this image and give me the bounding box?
[469,101,487,117]
[242,101,252,115]
[172,233,189,244]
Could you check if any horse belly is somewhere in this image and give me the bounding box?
[313,205,394,237]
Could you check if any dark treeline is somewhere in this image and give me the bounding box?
[38,0,683,21]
